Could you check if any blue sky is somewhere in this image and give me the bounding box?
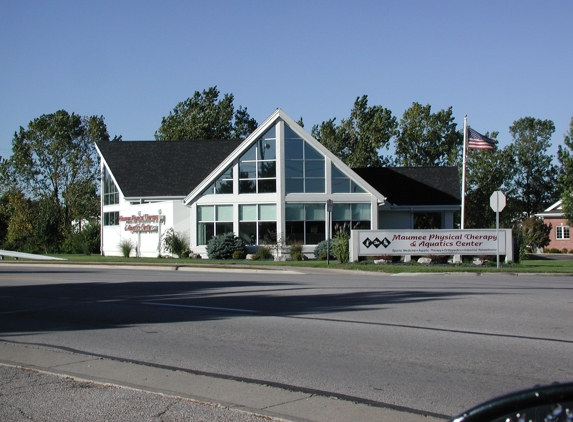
[1,1,572,160]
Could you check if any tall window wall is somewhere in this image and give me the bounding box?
[285,126,325,193]
[197,205,233,245]
[285,203,325,244]
[332,203,371,231]
[103,167,119,205]
[331,165,365,193]
[239,127,276,194]
[202,167,233,196]
[239,204,276,245]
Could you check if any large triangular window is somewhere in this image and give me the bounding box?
[238,127,276,194]
[284,126,325,193]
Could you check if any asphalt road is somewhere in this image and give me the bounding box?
[0,263,572,418]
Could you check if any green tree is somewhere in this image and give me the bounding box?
[558,116,573,223]
[311,95,398,167]
[2,110,111,252]
[155,86,258,140]
[509,117,558,217]
[395,103,462,167]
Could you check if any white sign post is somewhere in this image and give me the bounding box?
[490,191,506,269]
[326,199,333,265]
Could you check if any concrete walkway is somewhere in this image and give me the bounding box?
[0,341,445,422]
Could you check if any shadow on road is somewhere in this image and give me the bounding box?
[0,269,483,336]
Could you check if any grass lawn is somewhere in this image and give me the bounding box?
[4,254,573,274]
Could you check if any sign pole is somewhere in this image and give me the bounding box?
[489,191,506,269]
[326,200,333,265]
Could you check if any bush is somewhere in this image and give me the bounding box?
[62,220,100,255]
[255,245,272,260]
[161,228,190,258]
[562,248,569,254]
[289,243,303,261]
[550,248,560,253]
[232,250,246,260]
[314,240,334,260]
[332,230,350,263]
[118,238,135,258]
[206,232,246,259]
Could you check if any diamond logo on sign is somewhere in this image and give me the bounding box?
[363,237,392,249]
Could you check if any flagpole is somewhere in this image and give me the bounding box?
[461,115,468,230]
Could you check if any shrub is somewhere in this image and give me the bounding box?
[332,230,350,263]
[161,228,190,258]
[550,248,560,253]
[62,220,100,255]
[256,245,273,260]
[232,250,246,260]
[206,232,246,259]
[118,238,135,258]
[289,243,303,261]
[314,240,334,260]
[562,248,569,254]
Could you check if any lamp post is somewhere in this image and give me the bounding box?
[326,199,333,265]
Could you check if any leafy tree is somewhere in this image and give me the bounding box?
[395,103,462,167]
[509,117,558,217]
[155,86,258,140]
[1,110,112,252]
[558,116,573,222]
[311,95,398,167]
[464,133,517,228]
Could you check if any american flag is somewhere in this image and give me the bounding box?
[468,127,495,150]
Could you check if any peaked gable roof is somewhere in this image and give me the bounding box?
[353,167,460,206]
[536,199,563,217]
[96,140,242,199]
[184,108,388,204]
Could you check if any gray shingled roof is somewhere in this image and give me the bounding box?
[96,140,242,199]
[352,167,460,206]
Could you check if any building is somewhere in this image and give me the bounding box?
[96,109,460,258]
[536,200,573,252]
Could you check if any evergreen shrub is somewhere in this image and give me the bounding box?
[206,232,246,259]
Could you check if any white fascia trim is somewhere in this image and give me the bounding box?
[543,199,563,213]
[388,204,461,211]
[123,196,185,202]
[94,143,126,200]
[184,109,283,205]
[278,110,387,205]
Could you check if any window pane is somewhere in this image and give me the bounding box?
[198,222,214,245]
[351,181,365,193]
[285,221,304,243]
[333,204,351,220]
[258,222,277,245]
[305,178,325,193]
[306,204,325,221]
[306,221,325,244]
[285,160,303,178]
[352,203,371,220]
[241,143,257,161]
[239,222,257,245]
[262,125,276,139]
[352,220,371,230]
[259,204,276,221]
[332,165,346,179]
[285,204,304,221]
[284,125,299,139]
[239,162,256,179]
[216,222,233,235]
[258,161,276,178]
[202,183,215,196]
[215,180,233,194]
[332,178,349,193]
[304,142,323,160]
[258,179,276,193]
[285,138,303,160]
[239,180,256,194]
[239,204,256,221]
[216,205,233,221]
[197,206,214,222]
[305,160,325,178]
[286,178,303,194]
[258,139,276,160]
